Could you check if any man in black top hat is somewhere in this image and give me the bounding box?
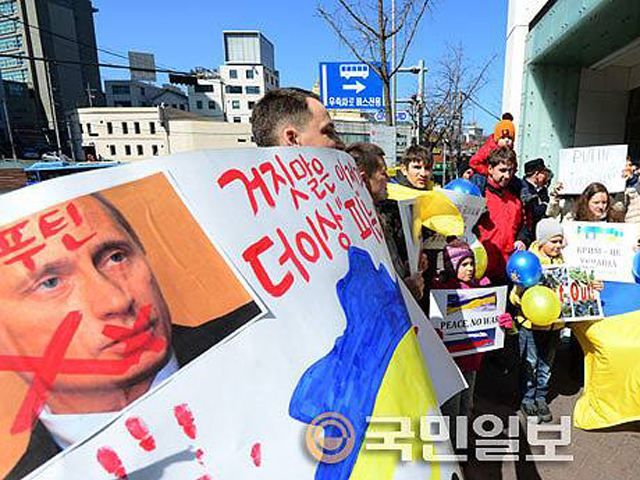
[520,157,552,245]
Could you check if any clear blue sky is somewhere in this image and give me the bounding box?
[92,0,507,131]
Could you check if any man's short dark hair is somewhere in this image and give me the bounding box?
[346,142,386,178]
[399,144,433,168]
[457,156,471,177]
[488,147,517,168]
[250,88,321,147]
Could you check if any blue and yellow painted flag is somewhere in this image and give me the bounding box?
[572,281,640,430]
[289,247,462,479]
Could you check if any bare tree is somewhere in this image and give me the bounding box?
[403,44,494,180]
[421,44,494,145]
[318,0,432,125]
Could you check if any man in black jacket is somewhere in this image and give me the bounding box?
[1,194,259,479]
[520,158,552,245]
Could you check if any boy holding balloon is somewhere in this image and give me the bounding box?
[509,218,602,422]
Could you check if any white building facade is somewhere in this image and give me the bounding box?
[219,31,280,123]
[105,80,189,111]
[68,106,254,162]
[503,0,640,171]
[186,72,225,120]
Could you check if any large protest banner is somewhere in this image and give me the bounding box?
[563,221,639,283]
[557,144,627,194]
[429,287,507,357]
[541,267,603,321]
[0,148,464,479]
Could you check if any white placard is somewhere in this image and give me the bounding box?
[563,221,639,283]
[558,144,627,194]
[0,148,464,480]
[429,286,507,357]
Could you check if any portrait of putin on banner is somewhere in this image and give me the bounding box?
[0,173,263,479]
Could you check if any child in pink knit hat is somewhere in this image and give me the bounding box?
[432,239,512,436]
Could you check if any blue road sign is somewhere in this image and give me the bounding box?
[319,62,384,111]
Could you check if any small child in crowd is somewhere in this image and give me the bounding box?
[432,240,513,423]
[509,218,566,423]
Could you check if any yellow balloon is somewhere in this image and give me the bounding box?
[471,240,488,279]
[521,286,562,327]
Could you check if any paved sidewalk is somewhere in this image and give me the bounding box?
[460,337,640,479]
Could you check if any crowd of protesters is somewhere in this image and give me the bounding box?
[250,87,638,444]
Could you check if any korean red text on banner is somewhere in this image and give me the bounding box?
[219,153,383,298]
[0,202,96,271]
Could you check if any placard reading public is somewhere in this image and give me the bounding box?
[563,221,639,283]
[429,287,507,357]
[541,266,603,322]
[558,144,627,194]
[0,148,464,480]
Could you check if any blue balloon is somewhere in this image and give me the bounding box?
[444,178,482,197]
[506,251,542,287]
[633,251,640,284]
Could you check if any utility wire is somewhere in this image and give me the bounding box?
[467,95,501,121]
[0,11,178,71]
[0,52,191,75]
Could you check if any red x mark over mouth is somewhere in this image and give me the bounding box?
[0,305,167,435]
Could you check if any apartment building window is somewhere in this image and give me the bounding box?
[0,36,21,52]
[208,101,216,110]
[248,101,255,110]
[152,145,159,156]
[2,69,26,82]
[196,100,203,109]
[86,123,92,134]
[0,1,17,15]
[0,19,17,35]
[149,122,156,134]
[246,69,254,79]
[125,145,131,156]
[229,69,238,79]
[136,145,143,156]
[0,57,22,68]
[225,85,242,94]
[109,145,116,156]
[79,123,83,134]
[122,122,128,134]
[140,87,146,96]
[246,86,260,95]
[195,84,214,93]
[111,85,131,95]
[232,100,240,109]
[233,117,241,123]
[134,122,140,134]
[107,122,113,134]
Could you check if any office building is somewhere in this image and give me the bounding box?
[0,0,103,150]
[105,80,188,110]
[219,31,279,123]
[504,0,640,170]
[68,106,253,161]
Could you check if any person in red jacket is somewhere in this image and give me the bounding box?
[475,147,526,285]
[469,113,516,176]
